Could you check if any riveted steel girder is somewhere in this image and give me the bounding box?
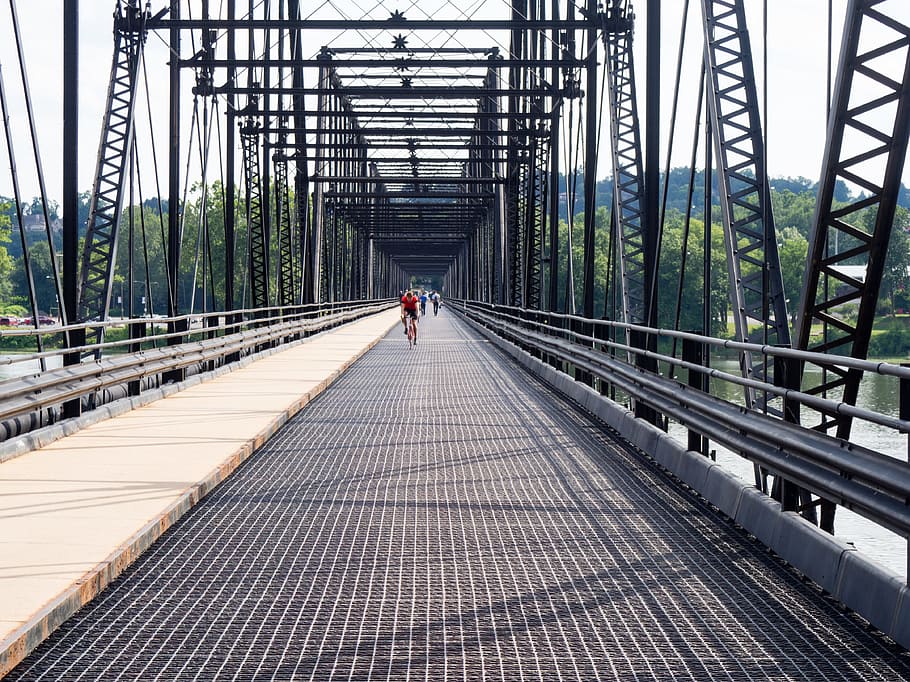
[796,0,910,439]
[241,120,270,309]
[604,6,647,326]
[77,2,149,326]
[701,0,791,406]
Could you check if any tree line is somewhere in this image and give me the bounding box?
[1,171,909,342]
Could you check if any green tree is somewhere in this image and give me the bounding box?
[881,208,910,317]
[656,210,729,336]
[772,189,817,239]
[0,201,13,305]
[777,226,809,324]
[10,240,56,314]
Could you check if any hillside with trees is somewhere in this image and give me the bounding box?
[2,170,910,356]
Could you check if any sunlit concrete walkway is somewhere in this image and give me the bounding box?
[0,309,401,676]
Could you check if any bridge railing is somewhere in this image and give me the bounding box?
[453,299,910,544]
[0,299,396,445]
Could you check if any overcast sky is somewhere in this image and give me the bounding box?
[0,0,906,209]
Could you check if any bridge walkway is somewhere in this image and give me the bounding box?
[4,310,910,679]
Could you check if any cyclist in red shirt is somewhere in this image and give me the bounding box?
[400,290,419,345]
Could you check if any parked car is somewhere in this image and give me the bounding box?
[19,315,56,326]
[0,316,19,326]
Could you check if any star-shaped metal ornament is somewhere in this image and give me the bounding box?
[392,33,408,49]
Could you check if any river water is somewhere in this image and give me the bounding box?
[2,354,907,577]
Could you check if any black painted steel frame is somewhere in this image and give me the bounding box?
[793,0,910,533]
[604,1,647,326]
[701,0,791,402]
[76,1,619,315]
[241,117,269,310]
[797,0,910,434]
[77,2,149,328]
[273,147,295,307]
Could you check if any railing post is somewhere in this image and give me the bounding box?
[901,363,910,582]
[573,318,583,383]
[164,318,188,384]
[630,328,659,425]
[206,315,219,372]
[128,320,145,397]
[596,320,610,396]
[682,336,707,455]
[554,314,565,372]
[774,354,802,514]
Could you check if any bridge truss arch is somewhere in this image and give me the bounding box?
[3,0,907,537]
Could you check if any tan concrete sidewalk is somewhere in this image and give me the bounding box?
[0,308,400,677]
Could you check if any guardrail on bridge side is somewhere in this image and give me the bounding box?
[452,298,910,650]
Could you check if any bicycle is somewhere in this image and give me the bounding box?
[405,315,418,348]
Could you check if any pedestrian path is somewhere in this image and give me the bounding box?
[0,308,401,677]
[5,310,910,680]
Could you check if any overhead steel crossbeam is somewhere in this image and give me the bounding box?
[77,2,149,327]
[181,58,586,68]
[152,18,595,30]
[146,1,630,302]
[796,1,910,437]
[701,0,791,404]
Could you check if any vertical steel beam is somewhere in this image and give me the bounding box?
[274,147,294,305]
[701,0,791,406]
[62,0,82,417]
[168,0,181,317]
[225,0,236,313]
[645,0,660,326]
[795,0,910,532]
[77,2,149,327]
[311,54,330,302]
[62,0,80,349]
[288,0,311,303]
[581,0,598,318]
[261,2,272,305]
[241,119,269,309]
[507,0,527,307]
[604,3,647,325]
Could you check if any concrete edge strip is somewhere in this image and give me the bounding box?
[0,312,390,466]
[0,320,395,678]
[463,315,910,650]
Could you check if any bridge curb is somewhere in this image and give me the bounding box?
[0,313,398,679]
[464,315,910,651]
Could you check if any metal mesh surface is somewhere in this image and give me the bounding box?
[8,313,910,680]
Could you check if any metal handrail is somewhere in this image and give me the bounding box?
[0,300,396,435]
[459,300,910,380]
[457,302,910,434]
[0,300,387,370]
[453,300,910,538]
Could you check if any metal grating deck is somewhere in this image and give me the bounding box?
[7,313,910,680]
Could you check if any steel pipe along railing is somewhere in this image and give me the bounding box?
[0,300,396,442]
[452,300,910,539]
[0,300,387,372]
[455,301,910,434]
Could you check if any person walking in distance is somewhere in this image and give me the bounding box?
[431,291,441,316]
[419,290,429,317]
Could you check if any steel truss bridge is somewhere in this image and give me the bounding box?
[3,0,910,676]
